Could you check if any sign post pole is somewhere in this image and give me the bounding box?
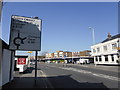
[35,51,38,85]
[9,15,42,85]
[9,50,15,82]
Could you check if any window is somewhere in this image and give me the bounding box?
[111,55,114,61]
[117,54,119,59]
[112,43,117,50]
[103,46,107,51]
[95,57,98,61]
[105,55,108,61]
[97,48,100,53]
[93,49,96,53]
[99,56,102,61]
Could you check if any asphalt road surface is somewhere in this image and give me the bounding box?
[37,63,119,89]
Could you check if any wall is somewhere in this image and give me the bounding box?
[0,39,15,88]
[0,1,2,88]
[2,49,14,85]
[91,38,118,56]
[2,49,11,85]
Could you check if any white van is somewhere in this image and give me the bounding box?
[15,56,29,73]
[79,59,90,64]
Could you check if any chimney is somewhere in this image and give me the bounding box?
[107,32,112,39]
[34,16,39,19]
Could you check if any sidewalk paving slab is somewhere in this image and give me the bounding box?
[2,67,46,89]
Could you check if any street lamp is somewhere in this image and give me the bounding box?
[89,27,95,45]
[117,40,120,64]
[89,27,96,66]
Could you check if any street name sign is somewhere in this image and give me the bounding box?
[9,15,42,51]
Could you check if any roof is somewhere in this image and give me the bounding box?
[102,34,120,43]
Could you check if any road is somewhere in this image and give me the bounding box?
[37,63,119,89]
[3,63,119,89]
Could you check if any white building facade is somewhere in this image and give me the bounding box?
[91,34,120,65]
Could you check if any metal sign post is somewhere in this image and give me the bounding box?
[9,50,15,82]
[35,51,38,85]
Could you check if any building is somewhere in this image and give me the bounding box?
[59,51,72,58]
[72,52,80,57]
[91,33,120,65]
[46,50,91,59]
[54,51,61,58]
[46,50,72,58]
[46,53,54,58]
[72,50,91,57]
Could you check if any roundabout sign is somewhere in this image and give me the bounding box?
[9,15,42,51]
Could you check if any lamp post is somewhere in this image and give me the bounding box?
[117,40,120,65]
[89,27,95,45]
[89,27,96,66]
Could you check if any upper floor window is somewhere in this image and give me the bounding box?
[103,46,107,51]
[112,43,117,50]
[97,48,100,53]
[93,49,96,53]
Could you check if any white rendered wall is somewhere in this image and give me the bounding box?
[2,49,14,85]
[91,38,119,65]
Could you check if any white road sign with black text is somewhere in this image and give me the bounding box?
[9,15,41,51]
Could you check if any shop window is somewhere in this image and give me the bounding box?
[111,55,114,61]
[95,57,98,61]
[117,54,119,59]
[99,56,102,61]
[105,55,108,61]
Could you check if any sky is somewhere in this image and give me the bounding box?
[1,2,118,55]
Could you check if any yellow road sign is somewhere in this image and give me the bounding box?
[28,51,33,53]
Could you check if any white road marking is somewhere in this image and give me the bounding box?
[60,67,120,81]
[39,70,54,89]
[45,64,120,81]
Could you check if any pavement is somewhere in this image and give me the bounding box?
[2,66,54,90]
